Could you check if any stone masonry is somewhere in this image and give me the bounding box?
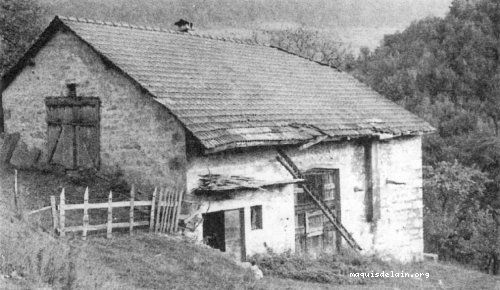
[1,30,186,190]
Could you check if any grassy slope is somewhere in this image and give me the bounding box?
[1,167,499,289]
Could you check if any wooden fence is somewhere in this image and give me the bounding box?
[50,185,184,240]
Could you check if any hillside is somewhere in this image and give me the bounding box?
[0,166,499,289]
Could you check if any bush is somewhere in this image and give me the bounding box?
[423,161,497,270]
[0,209,72,287]
[248,248,388,285]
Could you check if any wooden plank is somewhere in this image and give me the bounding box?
[167,188,176,233]
[172,188,183,233]
[149,188,157,233]
[65,221,149,232]
[14,170,18,213]
[161,188,170,233]
[45,97,100,107]
[167,189,176,233]
[276,151,362,251]
[224,208,245,261]
[299,135,328,151]
[27,206,52,215]
[63,200,151,210]
[46,125,62,163]
[52,125,75,168]
[82,187,89,240]
[76,127,94,168]
[165,188,174,233]
[107,191,113,239]
[129,185,135,236]
[50,195,58,233]
[59,188,66,237]
[155,188,164,234]
[77,125,100,168]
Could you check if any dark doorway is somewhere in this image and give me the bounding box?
[202,209,246,261]
[203,211,225,251]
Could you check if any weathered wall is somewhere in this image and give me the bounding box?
[187,136,423,262]
[2,30,186,190]
[372,136,424,262]
[192,186,295,258]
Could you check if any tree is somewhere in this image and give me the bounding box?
[423,161,496,271]
[0,0,45,75]
[0,0,45,133]
[353,0,500,273]
[257,27,355,71]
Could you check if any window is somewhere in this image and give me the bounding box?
[296,169,339,204]
[251,205,262,230]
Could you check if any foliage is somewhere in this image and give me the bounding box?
[0,0,46,74]
[262,28,356,70]
[353,0,500,273]
[423,161,497,270]
[249,248,388,284]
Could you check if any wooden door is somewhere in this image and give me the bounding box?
[224,208,245,261]
[45,97,100,169]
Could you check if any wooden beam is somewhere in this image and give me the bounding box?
[299,135,328,151]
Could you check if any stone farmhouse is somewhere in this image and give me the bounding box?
[0,16,434,262]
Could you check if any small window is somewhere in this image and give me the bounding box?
[251,205,262,230]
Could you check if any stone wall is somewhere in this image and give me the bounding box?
[373,136,424,262]
[187,136,424,262]
[2,30,186,190]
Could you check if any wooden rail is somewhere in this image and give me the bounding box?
[51,185,184,239]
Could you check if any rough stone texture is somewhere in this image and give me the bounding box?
[9,139,41,169]
[0,132,20,163]
[2,31,186,189]
[187,136,423,262]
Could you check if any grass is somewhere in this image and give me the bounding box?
[73,234,255,289]
[250,249,386,285]
[1,165,499,289]
[250,250,500,289]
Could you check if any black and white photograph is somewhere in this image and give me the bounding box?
[0,0,499,289]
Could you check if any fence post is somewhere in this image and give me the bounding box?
[129,185,135,235]
[50,195,58,234]
[59,188,66,237]
[167,188,176,233]
[162,188,172,233]
[149,187,157,233]
[173,188,184,233]
[82,187,89,241]
[107,191,113,239]
[155,188,164,234]
[14,169,18,214]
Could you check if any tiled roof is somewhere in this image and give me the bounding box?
[3,16,435,153]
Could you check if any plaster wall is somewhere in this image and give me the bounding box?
[187,136,423,262]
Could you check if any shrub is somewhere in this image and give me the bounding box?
[249,248,388,285]
[423,161,497,270]
[0,209,72,287]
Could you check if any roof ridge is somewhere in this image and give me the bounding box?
[56,15,268,47]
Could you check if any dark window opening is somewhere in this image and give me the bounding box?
[251,205,262,230]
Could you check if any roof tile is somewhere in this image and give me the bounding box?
[56,16,434,151]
